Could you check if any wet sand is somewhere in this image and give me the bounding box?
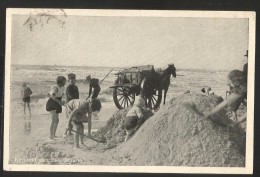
[9,102,117,164]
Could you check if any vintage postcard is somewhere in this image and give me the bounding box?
[4,9,255,173]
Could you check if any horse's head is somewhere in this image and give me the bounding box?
[168,64,176,77]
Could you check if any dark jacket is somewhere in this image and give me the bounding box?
[66,84,79,103]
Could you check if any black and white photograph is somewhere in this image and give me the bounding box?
[3,9,255,173]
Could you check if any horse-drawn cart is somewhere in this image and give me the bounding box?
[110,64,176,110]
[110,65,162,110]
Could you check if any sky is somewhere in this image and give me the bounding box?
[11,14,249,70]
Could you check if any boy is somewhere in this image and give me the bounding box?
[64,73,79,136]
[65,73,79,103]
[86,75,101,100]
[124,97,145,141]
[66,99,101,148]
[203,70,247,126]
[46,76,66,139]
[21,82,33,115]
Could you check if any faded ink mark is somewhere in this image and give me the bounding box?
[23,9,67,31]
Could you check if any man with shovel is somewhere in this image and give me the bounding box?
[85,69,113,100]
[185,69,247,128]
[85,75,101,100]
[66,99,102,148]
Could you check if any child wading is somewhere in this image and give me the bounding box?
[66,99,102,148]
[124,97,146,141]
[85,75,101,100]
[46,76,66,139]
[64,73,79,136]
[21,82,33,115]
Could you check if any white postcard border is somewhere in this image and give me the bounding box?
[4,8,255,174]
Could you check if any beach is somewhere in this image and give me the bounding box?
[9,64,245,166]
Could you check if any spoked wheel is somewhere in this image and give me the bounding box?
[113,86,135,109]
[143,89,162,110]
[141,77,162,110]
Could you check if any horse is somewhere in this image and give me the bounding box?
[157,64,176,105]
[140,64,176,109]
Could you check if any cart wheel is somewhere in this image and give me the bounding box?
[113,78,134,109]
[141,78,162,110]
[113,86,135,109]
[143,89,162,110]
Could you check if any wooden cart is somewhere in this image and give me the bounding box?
[110,65,162,110]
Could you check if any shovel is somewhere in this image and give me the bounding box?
[67,129,107,143]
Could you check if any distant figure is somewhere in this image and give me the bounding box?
[64,73,79,136]
[243,50,248,78]
[86,75,101,100]
[66,99,102,148]
[21,82,33,115]
[184,90,191,94]
[46,76,66,139]
[243,63,248,77]
[201,87,214,96]
[204,70,247,124]
[124,97,146,141]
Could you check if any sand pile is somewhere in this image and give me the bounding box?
[94,107,154,147]
[106,93,246,167]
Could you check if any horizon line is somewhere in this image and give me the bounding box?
[11,63,230,71]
